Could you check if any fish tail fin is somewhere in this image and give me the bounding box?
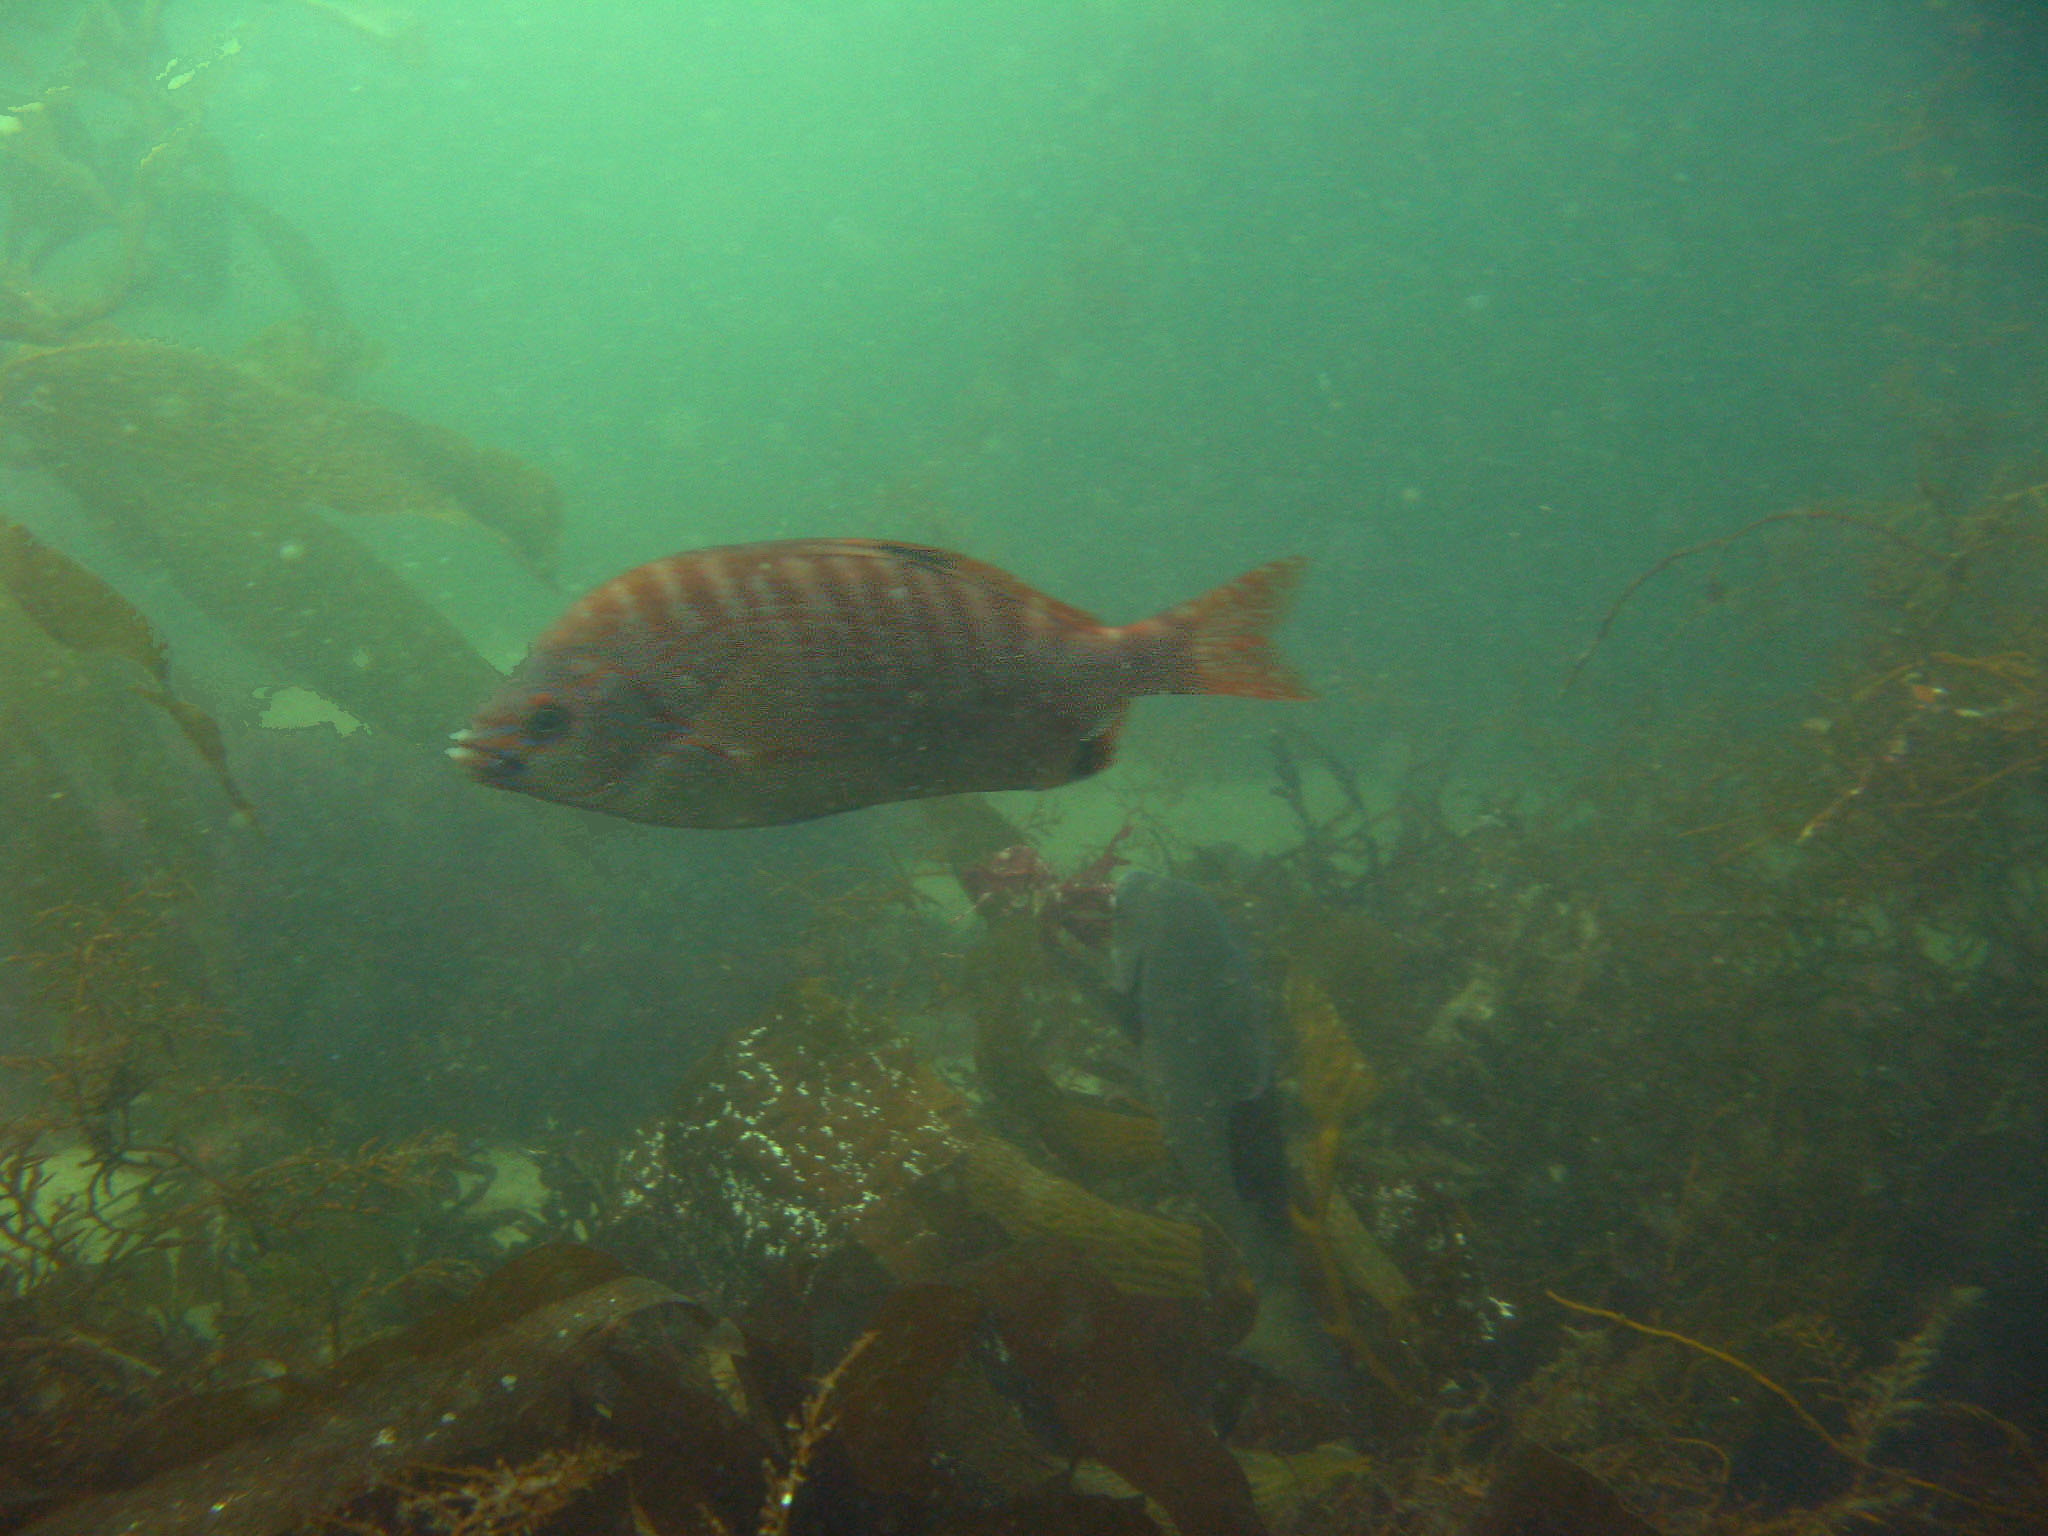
[1136,557,1312,700]
[1239,1277,1355,1401]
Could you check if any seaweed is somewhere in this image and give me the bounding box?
[0,514,165,686]
[0,11,2043,1533]
[974,1246,1265,1536]
[0,9,564,758]
[0,334,560,572]
[0,515,254,821]
[13,1245,708,1536]
[15,455,2048,1529]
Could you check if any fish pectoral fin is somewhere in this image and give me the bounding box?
[657,726,723,762]
[1066,709,1124,782]
[692,664,818,765]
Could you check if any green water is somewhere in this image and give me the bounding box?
[2,11,2047,1521]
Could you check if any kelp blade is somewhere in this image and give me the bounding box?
[0,516,168,685]
[0,340,560,573]
[17,1245,722,1536]
[0,340,540,745]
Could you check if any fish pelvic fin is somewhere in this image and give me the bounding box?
[1137,557,1312,700]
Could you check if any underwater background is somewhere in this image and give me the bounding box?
[2,3,2047,1533]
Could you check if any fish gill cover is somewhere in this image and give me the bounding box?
[1,3,2047,1535]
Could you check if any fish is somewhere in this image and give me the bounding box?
[452,538,1308,829]
[1112,869,1350,1398]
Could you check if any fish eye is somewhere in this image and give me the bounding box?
[524,700,573,742]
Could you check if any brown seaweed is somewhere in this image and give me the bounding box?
[957,1133,1206,1300]
[974,1247,1265,1536]
[131,688,257,826]
[0,344,511,746]
[15,1245,713,1536]
[1464,1443,1661,1536]
[0,517,255,821]
[654,983,977,1285]
[0,340,561,574]
[0,24,2043,1525]
[832,1282,984,1501]
[0,515,166,685]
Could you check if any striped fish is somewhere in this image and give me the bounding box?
[451,538,1308,829]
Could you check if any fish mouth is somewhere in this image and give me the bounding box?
[447,727,524,783]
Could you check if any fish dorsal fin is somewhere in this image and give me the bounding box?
[820,539,1105,632]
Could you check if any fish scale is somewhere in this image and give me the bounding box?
[453,538,1309,829]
